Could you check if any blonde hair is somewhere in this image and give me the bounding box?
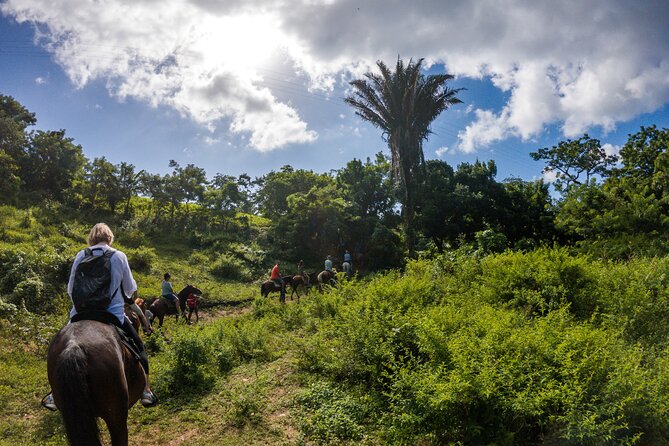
[87,223,114,246]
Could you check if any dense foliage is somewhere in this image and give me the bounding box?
[2,91,669,445]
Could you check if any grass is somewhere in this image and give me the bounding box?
[0,294,314,446]
[3,204,669,445]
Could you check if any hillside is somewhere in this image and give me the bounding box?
[2,206,669,445]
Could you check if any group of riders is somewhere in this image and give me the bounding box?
[269,250,354,301]
[41,222,351,414]
[42,223,199,413]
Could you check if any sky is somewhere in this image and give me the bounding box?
[1,0,669,184]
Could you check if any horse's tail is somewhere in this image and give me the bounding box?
[55,344,101,446]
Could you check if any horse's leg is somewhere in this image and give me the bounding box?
[106,413,129,446]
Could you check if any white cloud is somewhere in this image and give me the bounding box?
[435,146,449,157]
[34,76,46,85]
[542,168,558,184]
[203,136,220,145]
[3,0,669,152]
[458,109,513,153]
[602,143,621,159]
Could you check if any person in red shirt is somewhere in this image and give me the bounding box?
[270,261,286,302]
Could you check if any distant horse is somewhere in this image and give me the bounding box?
[290,272,318,299]
[124,298,152,335]
[317,270,337,291]
[47,319,145,446]
[147,285,202,328]
[260,275,294,301]
[124,305,140,333]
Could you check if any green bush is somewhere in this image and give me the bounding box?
[124,246,156,273]
[475,228,508,254]
[210,253,252,282]
[161,330,212,395]
[296,251,669,445]
[296,381,369,443]
[479,247,596,318]
[10,276,45,312]
[214,317,276,365]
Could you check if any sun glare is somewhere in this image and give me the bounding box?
[196,13,287,71]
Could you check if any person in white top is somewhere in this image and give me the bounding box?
[42,223,158,410]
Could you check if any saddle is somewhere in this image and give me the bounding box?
[162,296,179,309]
[71,311,146,371]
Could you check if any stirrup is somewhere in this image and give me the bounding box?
[141,390,159,407]
[41,392,57,411]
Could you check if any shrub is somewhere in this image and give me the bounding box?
[224,380,265,427]
[475,228,508,254]
[0,296,18,317]
[214,317,276,366]
[479,247,596,318]
[124,246,156,273]
[296,381,369,443]
[10,277,45,312]
[161,330,212,395]
[210,253,252,282]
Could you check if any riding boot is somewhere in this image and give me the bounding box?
[122,316,150,374]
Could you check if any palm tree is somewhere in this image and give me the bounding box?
[345,57,462,256]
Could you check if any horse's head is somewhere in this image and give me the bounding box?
[179,284,202,298]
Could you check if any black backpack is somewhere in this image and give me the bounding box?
[71,247,119,312]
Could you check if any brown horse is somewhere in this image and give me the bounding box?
[47,320,145,446]
[317,270,337,291]
[260,275,294,301]
[146,285,202,328]
[124,305,140,333]
[289,272,318,300]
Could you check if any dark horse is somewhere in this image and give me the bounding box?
[260,275,295,300]
[289,272,318,300]
[47,320,145,446]
[146,284,202,328]
[317,270,337,291]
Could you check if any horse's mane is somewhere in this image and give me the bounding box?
[177,284,202,300]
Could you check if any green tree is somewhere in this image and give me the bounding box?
[255,165,331,218]
[118,162,145,219]
[336,154,398,267]
[0,95,36,204]
[345,57,462,256]
[0,94,35,159]
[417,159,457,252]
[501,178,555,247]
[0,150,20,204]
[140,172,169,222]
[271,181,351,265]
[20,130,85,201]
[530,134,618,192]
[80,156,117,210]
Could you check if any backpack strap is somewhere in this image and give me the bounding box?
[102,248,125,301]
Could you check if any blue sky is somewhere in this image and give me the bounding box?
[2,0,669,184]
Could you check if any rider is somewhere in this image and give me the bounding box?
[162,273,182,316]
[343,250,353,276]
[297,259,305,276]
[324,255,333,273]
[270,261,286,302]
[42,223,158,410]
